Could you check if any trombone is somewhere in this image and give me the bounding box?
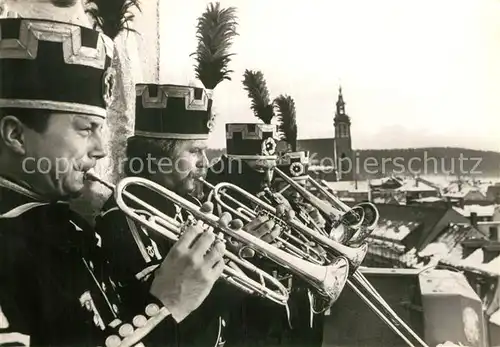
[86,172,350,346]
[270,170,429,347]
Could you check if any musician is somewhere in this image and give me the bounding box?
[0,17,229,347]
[273,150,328,347]
[205,127,327,347]
[273,150,327,230]
[94,83,292,347]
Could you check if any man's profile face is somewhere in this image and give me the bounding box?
[22,113,106,199]
[156,139,208,196]
[245,158,277,187]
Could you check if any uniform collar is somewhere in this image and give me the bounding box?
[0,175,93,252]
[0,175,44,200]
[0,176,46,216]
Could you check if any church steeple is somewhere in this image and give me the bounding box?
[333,85,353,181]
[334,85,350,123]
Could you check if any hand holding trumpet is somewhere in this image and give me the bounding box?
[150,202,231,322]
[223,202,295,258]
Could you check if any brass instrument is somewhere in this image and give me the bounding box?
[271,170,429,347]
[86,172,350,347]
[207,181,369,269]
[201,178,329,265]
[274,167,380,245]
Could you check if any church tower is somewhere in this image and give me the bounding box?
[333,86,354,181]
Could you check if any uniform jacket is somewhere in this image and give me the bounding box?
[0,176,168,347]
[95,184,246,347]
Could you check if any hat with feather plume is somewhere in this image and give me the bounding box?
[274,94,309,179]
[225,69,278,159]
[134,2,238,140]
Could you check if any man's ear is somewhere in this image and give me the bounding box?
[0,116,27,155]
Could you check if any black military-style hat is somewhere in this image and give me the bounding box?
[0,17,115,117]
[225,123,278,160]
[133,83,214,140]
[276,150,309,180]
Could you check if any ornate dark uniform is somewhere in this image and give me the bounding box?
[0,17,170,347]
[274,150,326,347]
[95,83,240,347]
[204,123,288,347]
[205,126,325,347]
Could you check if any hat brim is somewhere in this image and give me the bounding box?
[0,99,106,118]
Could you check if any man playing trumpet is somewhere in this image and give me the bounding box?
[202,72,330,347]
[94,79,295,347]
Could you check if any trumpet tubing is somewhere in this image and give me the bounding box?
[129,177,348,301]
[274,168,380,246]
[273,168,368,242]
[308,178,380,243]
[88,172,350,305]
[200,178,329,265]
[212,182,369,269]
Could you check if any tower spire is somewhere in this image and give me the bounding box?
[333,84,353,181]
[335,85,346,117]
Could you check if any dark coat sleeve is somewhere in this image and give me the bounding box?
[0,229,38,347]
[95,202,247,347]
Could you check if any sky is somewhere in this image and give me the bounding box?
[157,0,500,151]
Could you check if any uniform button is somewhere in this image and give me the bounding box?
[119,323,134,337]
[145,303,160,316]
[133,315,147,328]
[105,335,121,347]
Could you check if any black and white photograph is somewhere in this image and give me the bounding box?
[0,0,499,346]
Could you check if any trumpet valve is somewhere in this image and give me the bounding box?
[105,335,122,347]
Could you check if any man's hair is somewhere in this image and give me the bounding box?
[0,108,52,154]
[0,108,52,133]
[124,136,185,177]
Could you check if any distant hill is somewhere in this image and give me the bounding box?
[207,147,500,178]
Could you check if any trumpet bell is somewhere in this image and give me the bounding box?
[319,255,350,304]
[347,202,380,245]
[328,205,365,244]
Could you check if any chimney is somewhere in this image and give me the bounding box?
[470,212,478,227]
[368,181,372,202]
[461,238,488,259]
[482,242,500,263]
[489,226,498,241]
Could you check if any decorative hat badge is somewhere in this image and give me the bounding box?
[86,0,142,107]
[102,66,116,107]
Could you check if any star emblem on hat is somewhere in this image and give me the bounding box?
[262,138,276,156]
[290,162,304,177]
[102,67,116,107]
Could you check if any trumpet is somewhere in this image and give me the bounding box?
[273,168,380,246]
[86,172,350,346]
[208,181,369,269]
[200,178,329,265]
